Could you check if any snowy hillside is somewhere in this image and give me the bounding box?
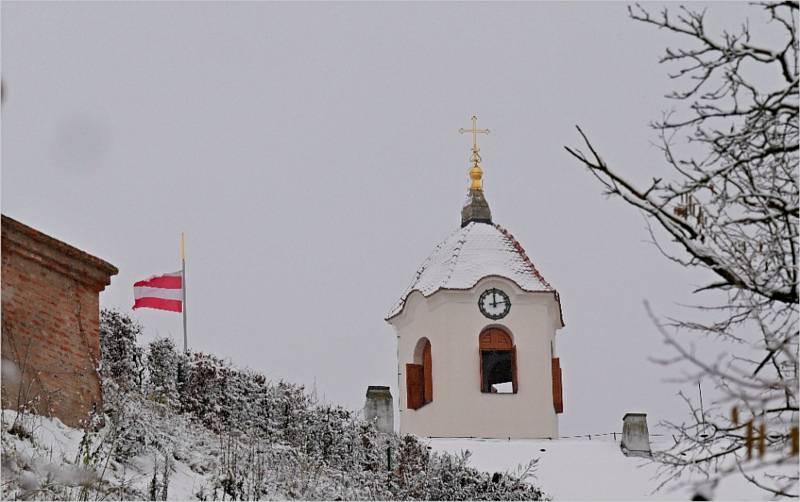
[1,407,217,500]
[0,391,545,501]
[2,310,795,500]
[0,311,547,500]
[5,408,794,501]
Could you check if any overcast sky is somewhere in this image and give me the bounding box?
[2,1,759,435]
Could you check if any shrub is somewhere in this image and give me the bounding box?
[99,309,143,391]
[146,337,180,407]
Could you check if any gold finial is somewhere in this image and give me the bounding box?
[459,115,490,190]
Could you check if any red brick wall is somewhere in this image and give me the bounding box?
[1,216,116,428]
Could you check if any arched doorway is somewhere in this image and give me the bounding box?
[479,328,517,394]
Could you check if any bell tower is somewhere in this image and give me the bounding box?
[385,117,565,439]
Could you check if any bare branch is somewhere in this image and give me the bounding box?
[565,2,799,497]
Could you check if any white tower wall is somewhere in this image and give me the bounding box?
[389,276,561,439]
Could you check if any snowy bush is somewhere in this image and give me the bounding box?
[172,350,547,499]
[388,435,543,501]
[146,337,180,407]
[176,351,315,443]
[177,352,235,432]
[100,380,165,462]
[99,309,144,391]
[46,310,550,500]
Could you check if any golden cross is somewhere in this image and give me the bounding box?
[459,115,490,152]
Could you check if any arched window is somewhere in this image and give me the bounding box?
[406,338,432,409]
[479,328,517,394]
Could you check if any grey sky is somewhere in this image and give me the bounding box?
[2,1,755,435]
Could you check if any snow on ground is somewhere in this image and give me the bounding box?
[4,408,795,500]
[1,409,215,500]
[428,436,666,500]
[428,436,789,501]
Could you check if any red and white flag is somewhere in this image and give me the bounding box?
[132,271,183,312]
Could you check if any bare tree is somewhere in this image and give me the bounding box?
[565,2,798,497]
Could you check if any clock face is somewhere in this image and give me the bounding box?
[478,288,511,320]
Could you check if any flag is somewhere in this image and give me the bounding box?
[132,271,183,312]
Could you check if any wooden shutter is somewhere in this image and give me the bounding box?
[423,341,433,404]
[552,358,563,413]
[511,345,518,393]
[479,348,485,392]
[480,329,512,349]
[406,363,424,410]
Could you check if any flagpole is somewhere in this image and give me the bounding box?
[181,232,187,353]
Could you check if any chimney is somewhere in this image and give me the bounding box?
[621,413,651,457]
[364,386,394,434]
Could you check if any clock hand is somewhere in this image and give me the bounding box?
[492,291,497,308]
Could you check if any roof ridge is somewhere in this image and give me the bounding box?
[441,222,472,287]
[493,223,553,290]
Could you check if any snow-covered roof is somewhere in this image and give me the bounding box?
[386,221,563,324]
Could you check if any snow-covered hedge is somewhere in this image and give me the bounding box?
[0,310,547,500]
[99,309,144,391]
